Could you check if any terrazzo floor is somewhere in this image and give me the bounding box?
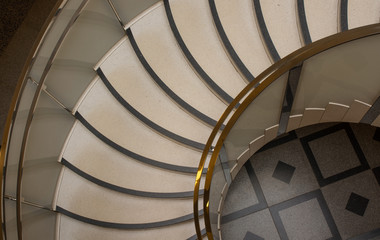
[221,122,380,240]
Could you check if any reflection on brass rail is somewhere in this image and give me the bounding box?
[0,1,90,239]
[0,1,66,239]
[193,24,380,239]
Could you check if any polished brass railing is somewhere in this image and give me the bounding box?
[193,24,380,239]
[0,0,94,239]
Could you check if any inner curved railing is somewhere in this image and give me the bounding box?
[193,24,380,239]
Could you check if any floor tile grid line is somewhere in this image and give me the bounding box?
[221,161,268,224]
[344,124,371,170]
[316,191,342,239]
[300,137,326,186]
[268,190,342,240]
[221,123,378,240]
[246,160,268,207]
[299,123,370,187]
[268,190,321,240]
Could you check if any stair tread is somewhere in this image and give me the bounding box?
[304,0,339,42]
[77,78,203,168]
[214,0,272,76]
[260,0,302,58]
[58,213,203,240]
[62,122,198,193]
[348,0,380,29]
[131,4,228,119]
[168,0,248,95]
[56,167,197,224]
[98,38,214,143]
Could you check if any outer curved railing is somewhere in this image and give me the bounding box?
[0,1,66,239]
[0,1,166,239]
[0,0,96,239]
[193,24,380,239]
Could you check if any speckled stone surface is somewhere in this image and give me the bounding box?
[221,123,380,240]
[0,0,59,140]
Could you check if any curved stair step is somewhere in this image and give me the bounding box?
[348,0,380,30]
[55,167,199,224]
[95,38,215,143]
[212,0,272,77]
[259,0,302,58]
[76,78,205,168]
[167,0,247,96]
[130,3,229,119]
[303,0,339,42]
[61,121,200,194]
[57,213,205,240]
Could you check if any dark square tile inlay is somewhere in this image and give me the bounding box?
[345,192,369,216]
[374,128,380,141]
[244,231,264,240]
[272,161,296,184]
[373,167,380,186]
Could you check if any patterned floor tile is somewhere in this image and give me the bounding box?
[270,190,339,240]
[222,166,260,216]
[221,123,379,239]
[300,123,369,187]
[221,209,280,240]
[351,124,380,169]
[322,171,380,239]
[345,193,369,216]
[272,161,296,184]
[251,139,319,206]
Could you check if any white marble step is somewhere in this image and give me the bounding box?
[168,0,247,94]
[76,78,203,168]
[61,121,198,193]
[348,0,380,30]
[97,38,214,144]
[55,167,196,224]
[213,0,272,76]
[57,213,204,240]
[304,0,339,41]
[130,3,228,119]
[260,0,302,58]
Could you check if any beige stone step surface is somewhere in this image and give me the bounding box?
[57,213,205,240]
[168,0,247,96]
[55,167,195,223]
[130,3,229,119]
[304,0,339,41]
[213,0,272,76]
[61,121,198,193]
[76,78,203,168]
[260,0,302,57]
[348,0,380,29]
[97,38,214,143]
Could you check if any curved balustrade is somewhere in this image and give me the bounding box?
[1,0,380,239]
[194,25,380,239]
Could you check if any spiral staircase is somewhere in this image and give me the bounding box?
[1,0,380,239]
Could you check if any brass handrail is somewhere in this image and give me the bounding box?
[0,1,66,239]
[15,0,89,238]
[193,23,380,239]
